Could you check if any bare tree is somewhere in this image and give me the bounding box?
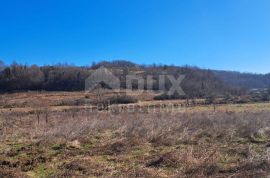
[0,60,5,72]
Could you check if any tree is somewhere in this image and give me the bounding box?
[0,60,236,97]
[206,95,217,111]
[261,87,270,101]
[0,60,5,72]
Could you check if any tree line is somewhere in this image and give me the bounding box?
[0,60,244,99]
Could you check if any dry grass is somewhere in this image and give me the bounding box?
[1,92,270,177]
[0,90,156,109]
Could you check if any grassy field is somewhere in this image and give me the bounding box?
[1,92,270,177]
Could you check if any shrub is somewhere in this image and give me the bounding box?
[154,93,186,100]
[106,95,138,104]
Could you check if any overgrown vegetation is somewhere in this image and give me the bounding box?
[214,70,270,89]
[0,60,238,98]
[1,60,270,177]
[1,102,270,177]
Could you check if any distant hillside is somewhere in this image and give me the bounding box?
[5,60,270,97]
[0,60,234,97]
[213,70,270,89]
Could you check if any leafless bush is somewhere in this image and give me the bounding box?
[4,110,265,146]
[2,108,270,177]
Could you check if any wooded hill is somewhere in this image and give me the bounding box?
[213,70,270,89]
[0,60,268,98]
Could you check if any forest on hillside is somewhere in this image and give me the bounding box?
[214,70,270,89]
[0,60,269,98]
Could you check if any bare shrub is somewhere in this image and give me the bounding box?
[2,107,270,177]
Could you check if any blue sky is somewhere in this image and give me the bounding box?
[0,0,270,73]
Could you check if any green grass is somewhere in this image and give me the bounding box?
[51,144,65,151]
[30,164,56,178]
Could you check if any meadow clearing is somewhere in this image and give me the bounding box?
[1,91,270,177]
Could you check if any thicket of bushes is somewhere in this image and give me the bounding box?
[154,92,187,100]
[106,95,138,104]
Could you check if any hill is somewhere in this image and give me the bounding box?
[213,70,270,89]
[0,60,232,98]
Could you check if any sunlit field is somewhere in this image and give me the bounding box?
[1,92,270,177]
